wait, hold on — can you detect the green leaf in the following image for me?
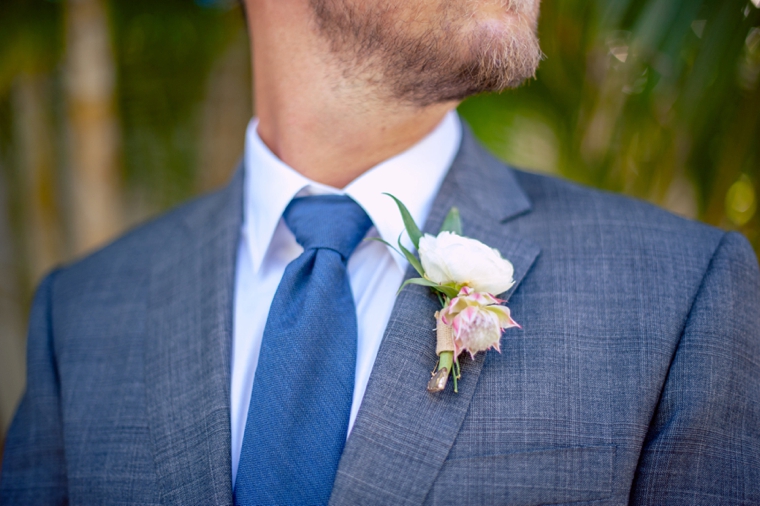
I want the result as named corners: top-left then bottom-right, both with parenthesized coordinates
top-left (397, 277), bottom-right (439, 294)
top-left (397, 235), bottom-right (424, 277)
top-left (397, 277), bottom-right (459, 298)
top-left (440, 207), bottom-right (462, 235)
top-left (384, 193), bottom-right (423, 249)
top-left (364, 236), bottom-right (402, 257)
top-left (434, 284), bottom-right (460, 299)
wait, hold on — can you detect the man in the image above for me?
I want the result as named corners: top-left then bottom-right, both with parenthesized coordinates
top-left (2, 0), bottom-right (759, 504)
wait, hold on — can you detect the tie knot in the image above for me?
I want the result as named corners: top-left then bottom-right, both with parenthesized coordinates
top-left (283, 195), bottom-right (373, 259)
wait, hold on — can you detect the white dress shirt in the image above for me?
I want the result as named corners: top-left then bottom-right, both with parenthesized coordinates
top-left (230, 111), bottom-right (462, 485)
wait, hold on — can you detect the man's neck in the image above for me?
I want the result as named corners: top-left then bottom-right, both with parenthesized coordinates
top-left (246, 0), bottom-right (458, 189)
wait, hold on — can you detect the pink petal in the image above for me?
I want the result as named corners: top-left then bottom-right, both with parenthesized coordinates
top-left (440, 306), bottom-right (453, 325)
top-left (487, 305), bottom-right (520, 330)
top-left (460, 306), bottom-right (479, 323)
top-left (451, 315), bottom-right (462, 335)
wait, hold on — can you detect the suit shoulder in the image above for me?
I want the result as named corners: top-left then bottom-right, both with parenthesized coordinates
top-left (512, 168), bottom-right (727, 254)
top-left (51, 184), bottom-right (232, 298)
top-left (720, 231), bottom-right (760, 268)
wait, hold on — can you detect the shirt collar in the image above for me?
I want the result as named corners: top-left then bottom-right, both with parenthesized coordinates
top-left (243, 110), bottom-right (462, 274)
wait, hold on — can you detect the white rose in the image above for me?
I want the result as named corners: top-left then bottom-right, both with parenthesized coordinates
top-left (418, 231), bottom-right (515, 295)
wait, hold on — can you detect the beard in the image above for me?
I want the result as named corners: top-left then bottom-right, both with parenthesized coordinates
top-left (309, 0), bottom-right (543, 106)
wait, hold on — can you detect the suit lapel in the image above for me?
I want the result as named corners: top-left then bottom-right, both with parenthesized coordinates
top-left (144, 167), bottom-right (243, 505)
top-left (330, 128), bottom-right (541, 506)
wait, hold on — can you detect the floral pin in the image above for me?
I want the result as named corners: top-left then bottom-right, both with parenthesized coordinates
top-left (378, 195), bottom-right (520, 393)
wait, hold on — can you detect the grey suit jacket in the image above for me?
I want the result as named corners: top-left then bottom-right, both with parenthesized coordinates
top-left (2, 129), bottom-right (759, 505)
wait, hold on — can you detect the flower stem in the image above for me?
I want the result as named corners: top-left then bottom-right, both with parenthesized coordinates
top-left (427, 351), bottom-right (454, 393)
top-left (438, 351), bottom-right (453, 375)
top-left (452, 356), bottom-right (459, 393)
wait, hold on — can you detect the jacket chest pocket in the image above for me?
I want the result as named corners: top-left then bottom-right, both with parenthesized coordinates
top-left (425, 445), bottom-right (615, 505)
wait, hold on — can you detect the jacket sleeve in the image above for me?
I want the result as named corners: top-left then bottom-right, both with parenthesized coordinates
top-left (0, 270), bottom-right (68, 505)
top-left (630, 232), bottom-right (760, 504)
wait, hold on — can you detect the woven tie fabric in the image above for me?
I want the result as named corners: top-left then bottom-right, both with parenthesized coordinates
top-left (234, 195), bottom-right (373, 506)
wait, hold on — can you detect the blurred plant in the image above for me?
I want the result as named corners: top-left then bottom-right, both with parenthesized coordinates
top-left (0, 0), bottom-right (247, 269)
top-left (0, 0), bottom-right (64, 296)
top-left (110, 0), bottom-right (247, 209)
top-left (460, 0), bottom-right (760, 250)
top-left (0, 0), bottom-right (249, 435)
top-left (0, 0), bottom-right (65, 436)
top-left (0, 0), bottom-right (62, 94)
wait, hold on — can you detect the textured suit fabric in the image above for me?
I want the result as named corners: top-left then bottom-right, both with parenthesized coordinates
top-left (2, 128), bottom-right (759, 505)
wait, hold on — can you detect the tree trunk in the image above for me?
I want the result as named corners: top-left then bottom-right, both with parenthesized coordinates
top-left (64, 0), bottom-right (121, 255)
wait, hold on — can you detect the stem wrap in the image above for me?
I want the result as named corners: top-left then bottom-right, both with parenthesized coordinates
top-left (435, 311), bottom-right (455, 355)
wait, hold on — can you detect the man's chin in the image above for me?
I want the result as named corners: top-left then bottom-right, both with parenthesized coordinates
top-left (465, 27), bottom-right (541, 88)
top-left (310, 0), bottom-right (542, 106)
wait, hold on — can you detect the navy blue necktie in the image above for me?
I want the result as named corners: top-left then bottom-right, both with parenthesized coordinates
top-left (234, 195), bottom-right (373, 506)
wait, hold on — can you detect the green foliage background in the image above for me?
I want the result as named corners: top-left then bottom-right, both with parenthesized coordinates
top-left (110, 0), bottom-right (243, 206)
top-left (462, 0), bottom-right (760, 246)
top-left (2, 0), bottom-right (758, 249)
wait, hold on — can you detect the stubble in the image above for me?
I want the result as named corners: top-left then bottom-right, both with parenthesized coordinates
top-left (309, 0), bottom-right (543, 106)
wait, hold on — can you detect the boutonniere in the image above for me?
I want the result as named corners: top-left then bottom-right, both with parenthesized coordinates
top-left (379, 195), bottom-right (520, 393)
